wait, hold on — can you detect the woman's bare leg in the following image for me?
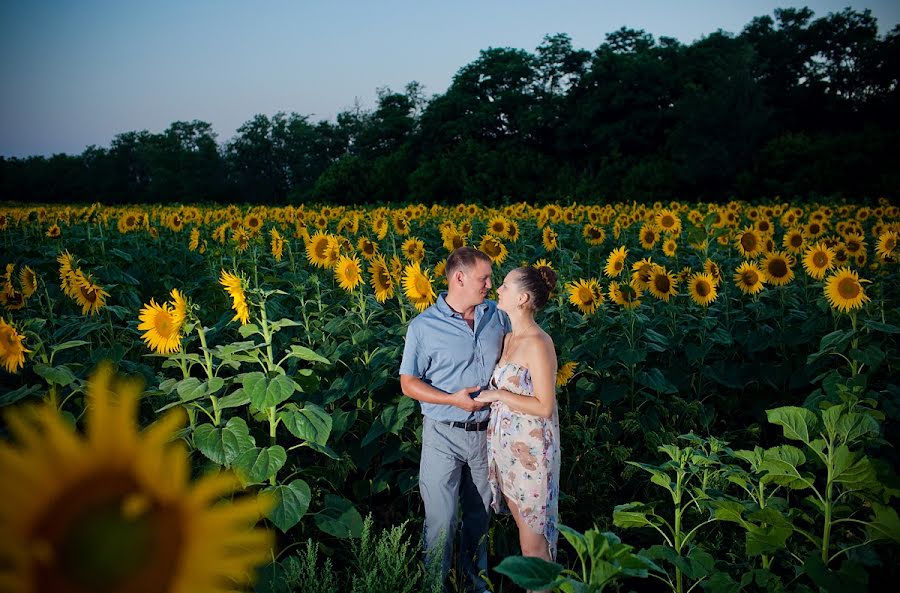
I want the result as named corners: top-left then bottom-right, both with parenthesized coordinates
top-left (505, 495), bottom-right (551, 593)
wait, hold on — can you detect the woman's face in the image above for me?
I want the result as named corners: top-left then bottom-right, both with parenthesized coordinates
top-left (496, 270), bottom-right (524, 313)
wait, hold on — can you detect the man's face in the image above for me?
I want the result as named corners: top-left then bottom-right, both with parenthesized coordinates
top-left (461, 259), bottom-right (493, 305)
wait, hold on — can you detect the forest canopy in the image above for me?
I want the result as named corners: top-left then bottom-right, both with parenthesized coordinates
top-left (2, 6), bottom-right (898, 204)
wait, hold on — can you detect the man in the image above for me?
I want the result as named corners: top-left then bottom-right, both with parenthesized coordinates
top-left (400, 246), bottom-right (509, 593)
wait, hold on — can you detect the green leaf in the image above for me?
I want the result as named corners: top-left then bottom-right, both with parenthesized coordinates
top-left (557, 524), bottom-right (588, 559)
top-left (709, 500), bottom-right (746, 525)
top-left (759, 446), bottom-right (812, 490)
top-left (217, 388), bottom-right (250, 409)
top-left (245, 373), bottom-right (295, 410)
top-left (264, 479), bottom-right (311, 533)
top-left (233, 445), bottom-right (286, 484)
top-left (745, 523), bottom-right (792, 556)
top-left (269, 318), bottom-right (302, 332)
top-left (636, 368), bottom-right (678, 394)
top-left (766, 407), bottom-right (818, 444)
top-left (285, 344), bottom-right (330, 365)
top-left (831, 445), bottom-right (876, 488)
top-left (360, 398), bottom-right (415, 447)
top-left (628, 462), bottom-right (675, 497)
top-left (703, 571), bottom-right (743, 593)
top-left (278, 403), bottom-right (332, 445)
top-left (238, 323), bottom-right (261, 338)
top-left (862, 320), bottom-right (900, 334)
top-left (835, 412), bottom-right (881, 445)
top-left (850, 346), bottom-right (885, 369)
top-left (493, 556), bottom-right (564, 590)
top-left (176, 377), bottom-right (225, 403)
top-left (818, 329), bottom-right (854, 353)
top-left (192, 417), bottom-right (255, 467)
top-left (867, 503), bottom-right (900, 543)
top-left (33, 363), bottom-right (77, 387)
top-left (49, 340), bottom-right (91, 355)
top-left (0, 384), bottom-right (42, 407)
top-left (314, 494), bottom-right (363, 538)
top-left (613, 502), bottom-right (658, 529)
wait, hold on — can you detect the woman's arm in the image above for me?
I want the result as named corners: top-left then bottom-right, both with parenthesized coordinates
top-left (475, 334), bottom-right (557, 418)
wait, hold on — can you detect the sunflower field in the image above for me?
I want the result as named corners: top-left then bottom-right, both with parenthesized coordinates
top-left (1, 199), bottom-right (899, 593)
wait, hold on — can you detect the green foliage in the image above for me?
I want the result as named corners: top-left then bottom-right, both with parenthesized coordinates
top-left (495, 526), bottom-right (660, 592)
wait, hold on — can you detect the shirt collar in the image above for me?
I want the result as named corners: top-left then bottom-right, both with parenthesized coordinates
top-left (436, 292), bottom-right (489, 318)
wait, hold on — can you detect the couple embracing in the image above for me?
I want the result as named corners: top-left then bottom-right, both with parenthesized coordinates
top-left (400, 246), bottom-right (561, 593)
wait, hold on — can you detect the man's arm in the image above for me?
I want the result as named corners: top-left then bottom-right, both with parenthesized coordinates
top-left (400, 374), bottom-right (487, 412)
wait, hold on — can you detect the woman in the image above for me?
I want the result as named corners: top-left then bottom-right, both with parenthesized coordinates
top-left (474, 265), bottom-right (560, 572)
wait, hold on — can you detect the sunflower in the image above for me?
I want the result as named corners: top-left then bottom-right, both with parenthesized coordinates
top-left (370, 216), bottom-right (389, 240)
top-left (487, 216), bottom-right (510, 238)
top-left (369, 256), bottom-right (395, 303)
top-left (244, 212), bottom-right (264, 236)
top-left (802, 242), bottom-right (836, 280)
top-left (639, 223), bottom-right (659, 249)
top-left (662, 239), bottom-right (677, 257)
top-left (733, 261), bottom-right (766, 295)
top-left (269, 228), bottom-right (284, 262)
top-left (875, 230), bottom-right (897, 262)
top-left (648, 267), bottom-right (678, 302)
top-left (392, 213), bottom-right (410, 236)
top-left (0, 362), bottom-right (273, 593)
top-left (782, 228), bottom-right (805, 253)
top-left (357, 236), bottom-right (379, 260)
top-left (0, 318), bottom-right (30, 373)
top-left (443, 231), bottom-right (466, 253)
top-left (478, 234), bottom-right (508, 264)
top-left (735, 226), bottom-right (763, 258)
top-left (137, 299), bottom-right (184, 354)
top-left (542, 226), bottom-right (558, 252)
top-left (638, 249), bottom-right (663, 277)
top-left (305, 231), bottom-right (333, 268)
top-left (761, 250), bottom-right (795, 286)
top-left (703, 258), bottom-right (722, 286)
top-left (16, 265), bottom-right (37, 299)
top-left (608, 280), bottom-right (643, 310)
top-left (72, 272), bottom-right (109, 316)
top-left (334, 255), bottom-right (363, 292)
top-left (219, 270), bottom-right (250, 325)
top-left (402, 262), bottom-right (436, 313)
top-left (532, 258), bottom-right (554, 271)
top-left (824, 267), bottom-right (871, 313)
top-left (46, 224), bottom-right (61, 238)
top-left (506, 220), bottom-right (520, 242)
top-left (556, 361), bottom-right (577, 387)
top-left (655, 209), bottom-right (681, 234)
top-left (604, 246), bottom-right (628, 278)
top-left (401, 237), bottom-right (425, 263)
top-left (582, 224), bottom-right (606, 246)
top-left (189, 228), bottom-right (201, 251)
top-left (231, 227), bottom-right (250, 253)
top-left (688, 273), bottom-right (718, 307)
top-left (566, 278), bottom-right (604, 315)
top-left (842, 232), bottom-right (866, 255)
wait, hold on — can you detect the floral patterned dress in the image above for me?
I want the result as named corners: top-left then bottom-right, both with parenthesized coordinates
top-left (486, 362), bottom-right (560, 559)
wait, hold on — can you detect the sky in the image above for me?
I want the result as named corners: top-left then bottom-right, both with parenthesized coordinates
top-left (1, 0), bottom-right (898, 158)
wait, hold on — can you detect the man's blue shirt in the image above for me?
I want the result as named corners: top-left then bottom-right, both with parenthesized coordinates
top-left (400, 292), bottom-right (510, 422)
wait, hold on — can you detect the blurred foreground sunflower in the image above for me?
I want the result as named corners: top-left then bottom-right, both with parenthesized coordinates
top-left (0, 362), bottom-right (273, 593)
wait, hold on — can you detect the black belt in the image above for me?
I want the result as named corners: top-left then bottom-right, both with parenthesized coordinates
top-left (441, 419), bottom-right (489, 431)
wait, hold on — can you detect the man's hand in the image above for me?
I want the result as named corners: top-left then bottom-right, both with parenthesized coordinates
top-left (451, 386), bottom-right (487, 411)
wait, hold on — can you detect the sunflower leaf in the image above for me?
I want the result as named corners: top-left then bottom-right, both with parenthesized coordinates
top-left (493, 556), bottom-right (565, 590)
top-left (233, 445), bottom-right (286, 484)
top-left (265, 478), bottom-right (312, 533)
top-left (766, 406), bottom-right (818, 445)
top-left (314, 494), bottom-right (363, 538)
top-left (285, 344), bottom-right (330, 365)
top-left (193, 417), bottom-right (255, 467)
top-left (278, 403), bottom-right (332, 445)
top-left (33, 363), bottom-right (77, 387)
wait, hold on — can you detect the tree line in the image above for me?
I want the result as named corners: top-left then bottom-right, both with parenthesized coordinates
top-left (2, 6), bottom-right (898, 205)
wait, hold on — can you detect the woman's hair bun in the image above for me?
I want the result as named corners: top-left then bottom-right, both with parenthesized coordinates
top-left (536, 266), bottom-right (557, 292)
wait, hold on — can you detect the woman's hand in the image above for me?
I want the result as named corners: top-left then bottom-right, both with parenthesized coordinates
top-left (474, 389), bottom-right (502, 403)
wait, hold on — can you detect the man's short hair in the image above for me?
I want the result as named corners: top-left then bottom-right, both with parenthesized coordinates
top-left (445, 247), bottom-right (492, 279)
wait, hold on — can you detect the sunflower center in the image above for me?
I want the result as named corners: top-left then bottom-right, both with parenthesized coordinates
top-left (768, 259), bottom-right (788, 277)
top-left (837, 277), bottom-right (860, 299)
top-left (742, 270), bottom-right (758, 285)
top-left (695, 281), bottom-right (710, 297)
top-left (577, 286), bottom-right (595, 304)
top-left (661, 215), bottom-right (674, 228)
top-left (34, 475), bottom-right (182, 593)
top-left (653, 275), bottom-right (670, 293)
top-left (614, 260), bottom-right (623, 271)
top-left (812, 252), bottom-right (828, 267)
top-left (153, 310), bottom-right (174, 338)
top-left (414, 275), bottom-right (431, 297)
top-left (741, 234), bottom-right (757, 251)
top-left (80, 286), bottom-right (98, 303)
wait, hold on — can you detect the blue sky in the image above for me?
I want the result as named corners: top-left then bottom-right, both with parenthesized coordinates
top-left (1, 0), bottom-right (898, 158)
